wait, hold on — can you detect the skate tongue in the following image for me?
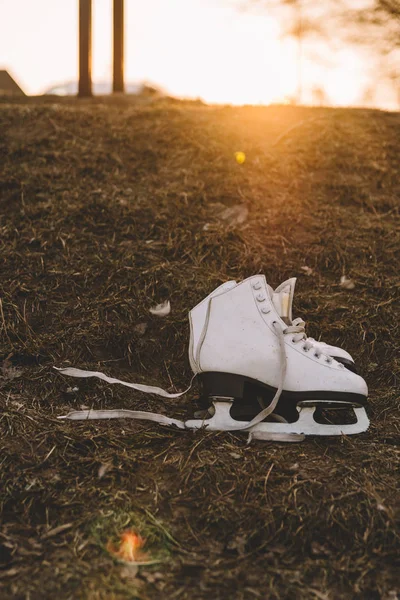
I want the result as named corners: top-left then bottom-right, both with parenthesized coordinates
top-left (272, 278), bottom-right (296, 326)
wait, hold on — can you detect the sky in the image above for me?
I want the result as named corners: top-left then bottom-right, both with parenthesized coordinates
top-left (0, 0), bottom-right (398, 109)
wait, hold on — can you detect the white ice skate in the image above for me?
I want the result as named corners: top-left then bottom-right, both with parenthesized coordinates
top-left (56, 276), bottom-right (369, 442)
top-left (186, 275), bottom-right (368, 441)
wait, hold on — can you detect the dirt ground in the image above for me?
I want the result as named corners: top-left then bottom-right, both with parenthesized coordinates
top-left (0, 95), bottom-right (399, 600)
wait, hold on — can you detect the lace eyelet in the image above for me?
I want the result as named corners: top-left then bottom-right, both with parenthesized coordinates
top-left (303, 346), bottom-right (309, 352)
top-left (292, 338), bottom-right (296, 343)
top-left (314, 353), bottom-right (320, 358)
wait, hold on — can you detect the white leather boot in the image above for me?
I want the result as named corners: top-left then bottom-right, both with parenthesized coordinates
top-left (189, 278), bottom-right (357, 374)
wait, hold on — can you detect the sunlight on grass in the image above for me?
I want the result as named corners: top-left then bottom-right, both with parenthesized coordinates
top-left (89, 508), bottom-right (172, 566)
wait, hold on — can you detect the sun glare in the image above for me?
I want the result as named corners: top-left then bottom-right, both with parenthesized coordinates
top-left (124, 1), bottom-right (391, 108)
top-left (167, 14), bottom-right (294, 106)
top-left (1, 0), bottom-right (398, 109)
top-left (126, 4), bottom-right (299, 106)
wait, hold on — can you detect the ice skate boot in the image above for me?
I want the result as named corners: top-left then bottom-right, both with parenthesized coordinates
top-left (273, 278), bottom-right (357, 373)
top-left (190, 278), bottom-right (357, 374)
top-left (186, 275), bottom-right (369, 440)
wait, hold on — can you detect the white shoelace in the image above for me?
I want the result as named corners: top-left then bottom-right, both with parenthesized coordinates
top-left (56, 320), bottom-right (318, 442)
top-left (290, 318), bottom-right (333, 363)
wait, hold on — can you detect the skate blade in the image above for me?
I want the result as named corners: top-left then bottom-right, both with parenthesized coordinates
top-left (185, 402), bottom-right (370, 437)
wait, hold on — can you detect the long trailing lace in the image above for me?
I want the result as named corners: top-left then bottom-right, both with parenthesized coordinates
top-left (55, 368), bottom-right (194, 429)
top-left (56, 319), bottom-right (320, 441)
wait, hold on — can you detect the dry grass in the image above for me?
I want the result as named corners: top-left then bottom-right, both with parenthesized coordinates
top-left (0, 95), bottom-right (399, 599)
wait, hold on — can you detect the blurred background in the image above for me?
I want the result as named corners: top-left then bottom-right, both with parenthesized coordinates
top-left (0, 0), bottom-right (399, 108)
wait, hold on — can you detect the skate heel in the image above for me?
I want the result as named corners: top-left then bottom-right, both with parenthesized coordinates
top-left (198, 372), bottom-right (249, 400)
top-left (197, 372), bottom-right (281, 422)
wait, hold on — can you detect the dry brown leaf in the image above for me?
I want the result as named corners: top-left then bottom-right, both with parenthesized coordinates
top-left (220, 204), bottom-right (249, 226)
top-left (1, 359), bottom-right (23, 381)
top-left (229, 452), bottom-right (242, 459)
top-left (340, 275), bottom-right (356, 290)
top-left (149, 301), bottom-right (171, 317)
top-left (98, 463), bottom-right (112, 479)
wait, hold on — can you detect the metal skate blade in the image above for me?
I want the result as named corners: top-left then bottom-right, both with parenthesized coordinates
top-left (293, 406), bottom-right (370, 435)
top-left (185, 402), bottom-right (369, 437)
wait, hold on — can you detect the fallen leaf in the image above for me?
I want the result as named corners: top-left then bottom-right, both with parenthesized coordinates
top-left (150, 301), bottom-right (171, 317)
top-left (288, 463), bottom-right (299, 471)
top-left (1, 359), bottom-right (23, 381)
top-left (220, 204), bottom-right (248, 226)
top-left (340, 275), bottom-right (355, 290)
top-left (98, 463), bottom-right (112, 479)
top-left (300, 266), bottom-right (313, 276)
top-left (229, 452), bottom-right (241, 459)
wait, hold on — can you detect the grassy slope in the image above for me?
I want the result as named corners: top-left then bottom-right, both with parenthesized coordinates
top-left (0, 97), bottom-right (399, 600)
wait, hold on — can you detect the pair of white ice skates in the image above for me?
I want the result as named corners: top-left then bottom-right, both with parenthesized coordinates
top-left (57, 275), bottom-right (369, 443)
